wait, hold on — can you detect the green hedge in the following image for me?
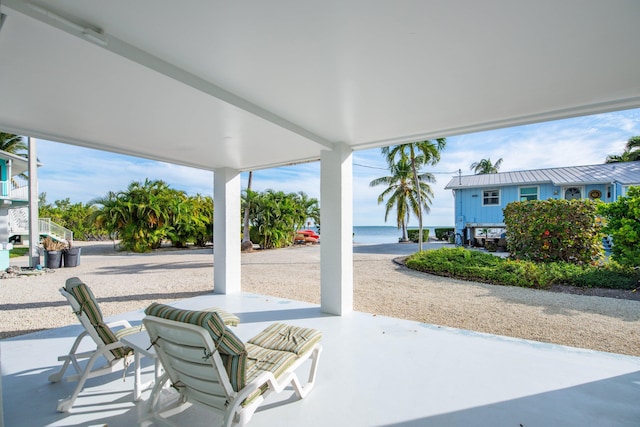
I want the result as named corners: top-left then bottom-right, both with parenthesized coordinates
top-left (434, 227), bottom-right (454, 241)
top-left (598, 186), bottom-right (640, 267)
top-left (405, 247), bottom-right (638, 289)
top-left (407, 229), bottom-right (429, 243)
top-left (503, 199), bottom-right (603, 265)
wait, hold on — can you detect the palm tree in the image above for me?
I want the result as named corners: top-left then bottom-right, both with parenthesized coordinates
top-left (90, 179), bottom-right (179, 252)
top-left (0, 132), bottom-right (30, 182)
top-left (381, 139), bottom-right (446, 250)
top-left (0, 133), bottom-right (28, 156)
top-left (296, 191), bottom-right (320, 230)
top-left (605, 136), bottom-right (640, 163)
top-left (370, 157), bottom-right (436, 242)
top-left (470, 158), bottom-right (503, 174)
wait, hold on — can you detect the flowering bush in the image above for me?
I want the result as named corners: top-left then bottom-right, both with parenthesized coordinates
top-left (503, 199), bottom-right (603, 265)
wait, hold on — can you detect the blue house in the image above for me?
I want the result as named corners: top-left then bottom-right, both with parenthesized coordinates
top-left (444, 162), bottom-right (640, 245)
top-left (0, 150), bottom-right (31, 269)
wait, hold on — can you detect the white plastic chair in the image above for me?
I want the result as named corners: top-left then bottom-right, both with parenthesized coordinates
top-left (140, 303), bottom-right (322, 427)
top-left (48, 277), bottom-right (142, 412)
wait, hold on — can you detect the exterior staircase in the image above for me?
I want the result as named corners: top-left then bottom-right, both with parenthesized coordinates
top-left (8, 207), bottom-right (73, 244)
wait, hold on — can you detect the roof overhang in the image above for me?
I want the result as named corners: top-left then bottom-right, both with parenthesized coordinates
top-left (1, 0), bottom-right (639, 171)
top-left (0, 149), bottom-right (36, 175)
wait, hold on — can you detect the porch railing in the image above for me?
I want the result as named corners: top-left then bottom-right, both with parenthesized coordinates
top-left (38, 218), bottom-right (73, 242)
top-left (0, 176), bottom-right (29, 201)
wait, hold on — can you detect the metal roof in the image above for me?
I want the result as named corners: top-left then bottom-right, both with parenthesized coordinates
top-left (445, 162), bottom-right (640, 189)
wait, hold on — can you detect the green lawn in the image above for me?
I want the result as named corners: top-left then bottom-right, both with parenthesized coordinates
top-left (9, 247), bottom-right (29, 258)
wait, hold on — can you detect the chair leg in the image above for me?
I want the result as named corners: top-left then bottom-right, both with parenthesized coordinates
top-left (291, 345), bottom-right (322, 399)
top-left (48, 356), bottom-right (73, 383)
top-left (48, 331), bottom-right (89, 383)
top-left (141, 372), bottom-right (170, 418)
top-left (56, 350), bottom-right (115, 412)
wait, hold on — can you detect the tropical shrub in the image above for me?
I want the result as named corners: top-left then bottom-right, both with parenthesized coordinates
top-left (406, 247), bottom-right (547, 288)
top-left (39, 193), bottom-right (107, 240)
top-left (91, 180), bottom-right (213, 252)
top-left (434, 227), bottom-right (454, 241)
top-left (245, 189), bottom-right (319, 249)
top-left (91, 180), bottom-right (172, 252)
top-left (405, 247), bottom-right (638, 290)
top-left (503, 199), bottom-right (603, 265)
top-left (598, 186), bottom-right (640, 267)
top-left (166, 194), bottom-right (213, 248)
top-left (407, 229), bottom-right (429, 243)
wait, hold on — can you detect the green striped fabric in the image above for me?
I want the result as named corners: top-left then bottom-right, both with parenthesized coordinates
top-left (65, 278), bottom-right (132, 359)
top-left (145, 302), bottom-right (248, 391)
top-left (202, 307), bottom-right (240, 327)
top-left (243, 343), bottom-right (297, 406)
top-left (247, 322), bottom-right (322, 356)
top-left (242, 323), bottom-right (322, 406)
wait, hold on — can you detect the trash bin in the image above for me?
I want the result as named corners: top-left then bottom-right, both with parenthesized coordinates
top-left (63, 247), bottom-right (81, 267)
top-left (44, 250), bottom-right (63, 269)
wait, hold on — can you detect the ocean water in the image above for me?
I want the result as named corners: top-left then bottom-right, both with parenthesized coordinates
top-left (351, 226), bottom-right (451, 245)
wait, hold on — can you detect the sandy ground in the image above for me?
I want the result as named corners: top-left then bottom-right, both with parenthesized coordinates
top-left (1, 240), bottom-right (639, 357)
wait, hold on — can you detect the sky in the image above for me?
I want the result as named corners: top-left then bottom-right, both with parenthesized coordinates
top-left (33, 108), bottom-right (640, 227)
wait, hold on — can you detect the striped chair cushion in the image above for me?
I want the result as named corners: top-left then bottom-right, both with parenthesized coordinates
top-left (65, 278), bottom-right (131, 359)
top-left (242, 323), bottom-right (322, 406)
top-left (243, 343), bottom-right (297, 406)
top-left (202, 307), bottom-right (240, 327)
top-left (247, 323), bottom-right (322, 356)
top-left (145, 303), bottom-right (247, 391)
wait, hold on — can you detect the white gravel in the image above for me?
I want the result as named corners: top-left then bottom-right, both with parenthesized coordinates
top-left (2, 241), bottom-right (639, 357)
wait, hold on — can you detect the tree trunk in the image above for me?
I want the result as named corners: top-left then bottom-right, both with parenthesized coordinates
top-left (410, 159), bottom-right (424, 251)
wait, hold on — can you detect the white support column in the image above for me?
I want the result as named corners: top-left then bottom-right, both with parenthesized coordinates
top-left (28, 137), bottom-right (39, 268)
top-left (320, 143), bottom-right (353, 315)
top-left (213, 168), bottom-right (241, 294)
top-left (0, 208), bottom-right (9, 244)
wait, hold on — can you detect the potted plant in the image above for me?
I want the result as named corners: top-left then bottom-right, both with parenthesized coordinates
top-left (41, 237), bottom-right (66, 269)
top-left (63, 241), bottom-right (81, 267)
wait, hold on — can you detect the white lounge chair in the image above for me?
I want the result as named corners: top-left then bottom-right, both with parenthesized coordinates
top-left (141, 303), bottom-right (323, 427)
top-left (48, 277), bottom-right (142, 412)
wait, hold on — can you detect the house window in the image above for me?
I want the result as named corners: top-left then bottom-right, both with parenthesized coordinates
top-left (564, 187), bottom-right (582, 200)
top-left (482, 189), bottom-right (500, 206)
top-left (519, 186), bottom-right (538, 201)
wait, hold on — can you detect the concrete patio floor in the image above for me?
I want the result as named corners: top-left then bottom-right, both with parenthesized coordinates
top-left (2, 292), bottom-right (639, 426)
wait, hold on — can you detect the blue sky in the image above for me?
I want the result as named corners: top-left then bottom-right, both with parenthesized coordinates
top-left (35, 108), bottom-right (640, 227)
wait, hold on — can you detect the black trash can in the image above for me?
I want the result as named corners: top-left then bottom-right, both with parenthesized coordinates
top-left (44, 250), bottom-right (63, 269)
top-left (63, 247), bottom-right (81, 267)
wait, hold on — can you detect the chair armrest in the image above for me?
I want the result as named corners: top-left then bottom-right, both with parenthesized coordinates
top-left (229, 371), bottom-right (279, 410)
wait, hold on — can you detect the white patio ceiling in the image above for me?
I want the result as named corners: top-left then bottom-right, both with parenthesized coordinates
top-left (1, 0), bottom-right (639, 172)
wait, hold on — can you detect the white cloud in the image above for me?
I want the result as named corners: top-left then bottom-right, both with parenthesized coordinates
top-left (36, 140), bottom-right (213, 204)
